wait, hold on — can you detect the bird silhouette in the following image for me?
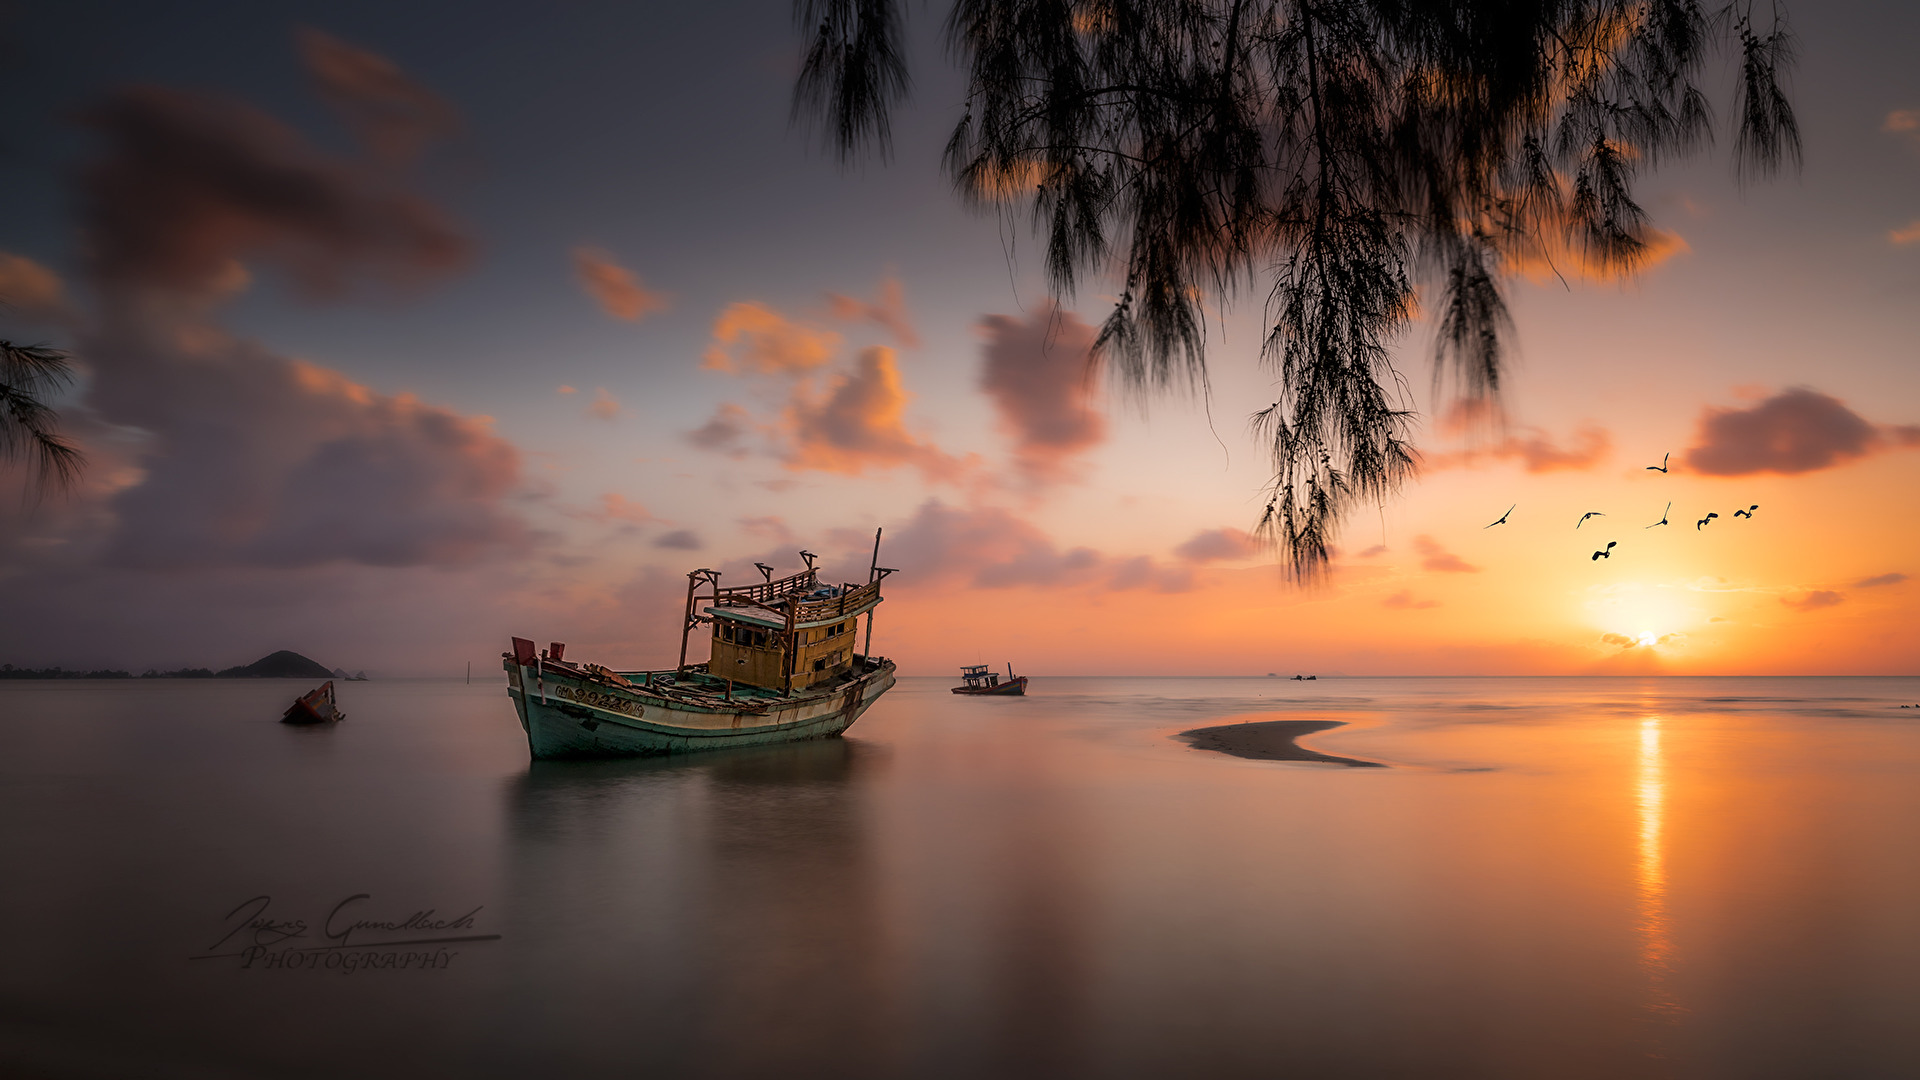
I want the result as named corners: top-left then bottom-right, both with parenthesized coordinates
top-left (1733, 504), bottom-right (1759, 519)
top-left (1646, 502), bottom-right (1672, 528)
top-left (1592, 541), bottom-right (1618, 561)
top-left (1696, 512), bottom-right (1719, 530)
top-left (1485, 504), bottom-right (1516, 528)
top-left (1577, 511), bottom-right (1605, 528)
top-left (1647, 452), bottom-right (1670, 474)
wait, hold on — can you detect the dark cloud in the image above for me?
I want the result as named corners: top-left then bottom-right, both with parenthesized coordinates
top-left (1684, 387), bottom-right (1917, 476)
top-left (1414, 535), bottom-right (1479, 574)
top-left (653, 529), bottom-right (703, 551)
top-left (686, 403), bottom-right (753, 456)
top-left (977, 304), bottom-right (1106, 485)
top-left (1781, 590), bottom-right (1844, 612)
top-left (1854, 572), bottom-right (1908, 588)
top-left (1174, 527), bottom-right (1258, 563)
top-left (76, 86), bottom-right (470, 297)
top-left (297, 28), bottom-right (461, 165)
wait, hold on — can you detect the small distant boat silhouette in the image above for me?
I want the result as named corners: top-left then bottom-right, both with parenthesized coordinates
top-left (952, 663), bottom-right (1028, 696)
top-left (282, 681), bottom-right (345, 724)
top-left (1291, 674), bottom-right (1317, 680)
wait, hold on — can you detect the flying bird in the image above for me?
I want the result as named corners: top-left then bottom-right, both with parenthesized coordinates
top-left (1647, 453), bottom-right (1670, 474)
top-left (1485, 505), bottom-right (1516, 528)
top-left (1592, 542), bottom-right (1618, 561)
top-left (1697, 512), bottom-right (1719, 530)
top-left (1577, 512), bottom-right (1605, 528)
top-left (1646, 502), bottom-right (1672, 529)
top-left (1733, 504), bottom-right (1759, 519)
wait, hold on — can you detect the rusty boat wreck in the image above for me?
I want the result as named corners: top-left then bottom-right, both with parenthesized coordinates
top-left (503, 542), bottom-right (897, 760)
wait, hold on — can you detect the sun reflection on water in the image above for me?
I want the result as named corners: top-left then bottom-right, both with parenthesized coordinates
top-left (1636, 715), bottom-right (1684, 1021)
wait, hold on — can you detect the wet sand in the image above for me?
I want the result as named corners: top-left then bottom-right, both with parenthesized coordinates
top-left (1178, 719), bottom-right (1384, 767)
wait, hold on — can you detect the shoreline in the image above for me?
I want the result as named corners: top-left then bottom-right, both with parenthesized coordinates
top-left (1178, 719), bottom-right (1383, 767)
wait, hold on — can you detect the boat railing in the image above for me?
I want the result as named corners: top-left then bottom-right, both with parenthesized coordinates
top-left (793, 578), bottom-right (882, 623)
top-left (712, 568), bottom-right (819, 605)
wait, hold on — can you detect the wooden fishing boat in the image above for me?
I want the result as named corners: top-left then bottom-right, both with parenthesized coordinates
top-left (503, 538), bottom-right (898, 760)
top-left (281, 681), bottom-right (345, 724)
top-left (951, 663), bottom-right (1028, 696)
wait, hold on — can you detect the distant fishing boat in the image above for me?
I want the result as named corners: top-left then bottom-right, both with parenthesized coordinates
top-left (503, 536), bottom-right (898, 760)
top-left (1291, 674), bottom-right (1317, 680)
top-left (282, 681), bottom-right (345, 724)
top-left (951, 663), bottom-right (1028, 696)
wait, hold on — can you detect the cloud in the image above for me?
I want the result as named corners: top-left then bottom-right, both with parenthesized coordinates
top-left (878, 499), bottom-right (1188, 592)
top-left (572, 247), bottom-right (668, 322)
top-left (597, 494), bottom-right (655, 526)
top-left (977, 304), bottom-right (1108, 485)
top-left (585, 387), bottom-right (621, 421)
top-left (1890, 221), bottom-right (1920, 246)
top-left (1175, 527), bottom-right (1258, 563)
top-left (0, 253), bottom-right (66, 314)
top-left (738, 516), bottom-right (791, 543)
top-left (1854, 572), bottom-right (1908, 588)
top-left (686, 402), bottom-right (753, 455)
top-left (40, 81), bottom-right (531, 571)
top-left (1507, 225), bottom-right (1689, 284)
top-left (76, 86), bottom-right (471, 298)
top-left (1683, 387), bottom-right (1919, 476)
top-left (1414, 535), bottom-right (1479, 573)
top-left (1383, 590), bottom-right (1439, 609)
top-left (653, 529), bottom-right (702, 551)
top-left (1423, 400), bottom-right (1612, 473)
top-left (1781, 590), bottom-right (1844, 613)
top-left (825, 274), bottom-right (919, 347)
top-left (1887, 109), bottom-right (1920, 139)
top-left (84, 328), bottom-right (534, 569)
top-left (1358, 544), bottom-right (1388, 558)
top-left (556, 384), bottom-right (577, 395)
top-left (297, 27), bottom-right (460, 165)
top-left (701, 302), bottom-right (840, 375)
top-left (781, 346), bottom-right (970, 482)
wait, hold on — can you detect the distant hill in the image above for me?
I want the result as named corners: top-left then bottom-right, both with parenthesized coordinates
top-left (215, 651), bottom-right (335, 679)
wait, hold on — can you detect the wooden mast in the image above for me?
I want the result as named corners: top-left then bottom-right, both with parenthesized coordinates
top-left (863, 528), bottom-right (881, 664)
top-left (678, 569), bottom-right (718, 673)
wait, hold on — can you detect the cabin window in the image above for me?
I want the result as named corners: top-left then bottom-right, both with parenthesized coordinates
top-left (812, 658), bottom-right (827, 672)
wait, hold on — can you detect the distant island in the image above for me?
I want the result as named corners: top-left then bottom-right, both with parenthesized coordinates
top-left (0, 650), bottom-right (348, 680)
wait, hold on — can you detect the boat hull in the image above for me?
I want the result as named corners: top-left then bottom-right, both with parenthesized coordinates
top-left (951, 676), bottom-right (1028, 696)
top-left (506, 658), bottom-right (896, 760)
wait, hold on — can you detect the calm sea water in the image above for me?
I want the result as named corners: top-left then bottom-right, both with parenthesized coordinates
top-left (2, 674), bottom-right (1918, 1078)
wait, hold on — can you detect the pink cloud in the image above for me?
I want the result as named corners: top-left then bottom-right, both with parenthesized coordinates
top-left (825, 274), bottom-right (919, 347)
top-left (1414, 535), bottom-right (1479, 574)
top-left (977, 304), bottom-right (1108, 485)
top-left (781, 346), bottom-right (972, 483)
top-left (876, 499), bottom-right (1189, 592)
top-left (1423, 400), bottom-right (1612, 473)
top-left (701, 302), bottom-right (839, 375)
top-left (1383, 590), bottom-right (1439, 609)
top-left (1781, 590), bottom-right (1844, 612)
top-left (0, 252), bottom-right (66, 314)
top-left (573, 247), bottom-right (668, 322)
top-left (1175, 527), bottom-right (1259, 563)
top-left (1854, 572), bottom-right (1907, 588)
top-left (585, 387), bottom-right (621, 421)
top-left (297, 27), bottom-right (460, 165)
top-left (1684, 387), bottom-right (1918, 476)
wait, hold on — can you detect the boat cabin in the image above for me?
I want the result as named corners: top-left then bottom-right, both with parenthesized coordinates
top-left (958, 664), bottom-right (1003, 689)
top-left (683, 555), bottom-right (888, 694)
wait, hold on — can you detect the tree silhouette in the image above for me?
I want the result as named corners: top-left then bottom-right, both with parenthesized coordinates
top-left (0, 339), bottom-right (85, 499)
top-left (792, 0), bottom-right (1799, 578)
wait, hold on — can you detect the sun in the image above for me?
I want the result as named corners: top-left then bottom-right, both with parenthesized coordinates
top-left (1635, 631), bottom-right (1659, 649)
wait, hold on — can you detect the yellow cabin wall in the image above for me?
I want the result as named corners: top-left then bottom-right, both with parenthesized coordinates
top-left (709, 615), bottom-right (862, 691)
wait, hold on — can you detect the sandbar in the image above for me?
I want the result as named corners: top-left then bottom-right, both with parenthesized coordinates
top-left (1178, 719), bottom-right (1383, 767)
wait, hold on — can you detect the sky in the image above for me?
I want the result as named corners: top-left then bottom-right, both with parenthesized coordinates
top-left (0, 0), bottom-right (1916, 677)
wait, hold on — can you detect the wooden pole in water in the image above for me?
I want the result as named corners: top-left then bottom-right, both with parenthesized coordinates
top-left (466, 661), bottom-right (471, 685)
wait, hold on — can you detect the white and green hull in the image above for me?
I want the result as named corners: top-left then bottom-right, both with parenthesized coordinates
top-left (505, 657), bottom-right (895, 760)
